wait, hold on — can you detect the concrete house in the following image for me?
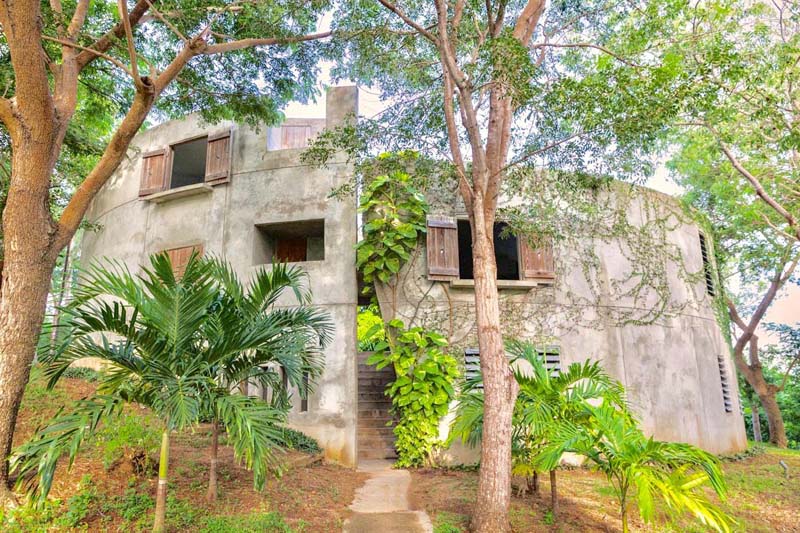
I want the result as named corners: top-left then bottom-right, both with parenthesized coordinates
top-left (80, 86), bottom-right (747, 468)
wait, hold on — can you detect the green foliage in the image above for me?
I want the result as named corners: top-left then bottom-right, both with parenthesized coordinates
top-left (11, 253), bottom-right (332, 508)
top-left (281, 427), bottom-right (322, 454)
top-left (102, 487), bottom-right (155, 523)
top-left (367, 320), bottom-right (459, 467)
top-left (57, 476), bottom-right (98, 528)
top-left (357, 305), bottom-right (386, 351)
top-left (549, 405), bottom-right (733, 533)
top-left (91, 411), bottom-right (160, 470)
top-left (356, 157), bottom-right (428, 287)
top-left (200, 511), bottom-right (297, 533)
top-left (61, 366), bottom-right (100, 382)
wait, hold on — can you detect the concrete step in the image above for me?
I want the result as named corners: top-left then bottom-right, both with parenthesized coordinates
top-left (358, 400), bottom-right (393, 410)
top-left (358, 391), bottom-right (389, 401)
top-left (358, 416), bottom-right (394, 428)
top-left (358, 447), bottom-right (398, 460)
top-left (358, 427), bottom-right (395, 438)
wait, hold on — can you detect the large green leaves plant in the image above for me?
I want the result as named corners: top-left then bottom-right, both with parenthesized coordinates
top-left (367, 319), bottom-right (459, 467)
top-left (11, 253), bottom-right (331, 530)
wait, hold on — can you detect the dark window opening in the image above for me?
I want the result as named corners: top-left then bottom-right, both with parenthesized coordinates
top-left (699, 232), bottom-right (716, 297)
top-left (465, 346), bottom-right (560, 387)
top-left (169, 137), bottom-right (208, 189)
top-left (457, 220), bottom-right (520, 280)
top-left (253, 219), bottom-right (325, 264)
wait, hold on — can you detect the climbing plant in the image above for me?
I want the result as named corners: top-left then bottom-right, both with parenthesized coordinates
top-left (355, 155), bottom-right (428, 287)
top-left (366, 319), bottom-right (459, 467)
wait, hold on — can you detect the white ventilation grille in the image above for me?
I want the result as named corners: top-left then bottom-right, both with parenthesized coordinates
top-left (464, 346), bottom-right (561, 386)
top-left (717, 354), bottom-right (733, 413)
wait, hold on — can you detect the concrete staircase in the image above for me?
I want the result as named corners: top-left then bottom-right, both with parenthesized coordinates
top-left (357, 352), bottom-right (397, 461)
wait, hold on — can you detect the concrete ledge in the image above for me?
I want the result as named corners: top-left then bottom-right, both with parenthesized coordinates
top-left (142, 183), bottom-right (213, 203)
top-left (449, 278), bottom-right (554, 290)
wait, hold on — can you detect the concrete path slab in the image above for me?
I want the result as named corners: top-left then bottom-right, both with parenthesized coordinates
top-left (343, 460), bottom-right (433, 533)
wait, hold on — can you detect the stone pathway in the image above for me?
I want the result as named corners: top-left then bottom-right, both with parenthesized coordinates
top-left (343, 460), bottom-right (433, 533)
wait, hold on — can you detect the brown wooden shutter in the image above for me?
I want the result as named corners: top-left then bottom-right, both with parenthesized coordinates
top-left (519, 237), bottom-right (555, 280)
top-left (139, 149), bottom-right (169, 196)
top-left (426, 216), bottom-right (459, 280)
top-left (205, 130), bottom-right (232, 183)
top-left (281, 125), bottom-right (312, 149)
top-left (165, 244), bottom-right (203, 278)
top-left (275, 237), bottom-right (307, 262)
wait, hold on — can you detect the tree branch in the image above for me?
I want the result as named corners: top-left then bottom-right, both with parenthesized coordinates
top-left (779, 354), bottom-right (800, 391)
top-left (41, 35), bottom-right (135, 78)
top-left (202, 31), bottom-right (332, 55)
top-left (66, 0), bottom-right (90, 39)
top-left (117, 0), bottom-right (141, 86)
top-left (376, 0), bottom-right (438, 43)
top-left (532, 42), bottom-right (642, 68)
top-left (75, 0), bottom-right (150, 71)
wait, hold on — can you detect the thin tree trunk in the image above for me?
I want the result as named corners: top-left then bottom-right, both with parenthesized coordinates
top-left (529, 471), bottom-right (539, 494)
top-left (621, 505), bottom-right (629, 533)
top-left (154, 428), bottom-right (170, 533)
top-left (49, 241), bottom-right (72, 355)
top-left (471, 214), bottom-right (518, 533)
top-left (206, 421), bottom-right (219, 502)
top-left (751, 398), bottom-right (762, 442)
top-left (759, 391), bottom-right (788, 447)
top-left (549, 469), bottom-right (558, 517)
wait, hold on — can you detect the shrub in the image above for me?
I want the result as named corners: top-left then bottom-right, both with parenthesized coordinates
top-left (200, 512), bottom-right (296, 533)
top-left (282, 427), bottom-right (322, 454)
top-left (61, 366), bottom-right (100, 382)
top-left (92, 411), bottom-right (160, 471)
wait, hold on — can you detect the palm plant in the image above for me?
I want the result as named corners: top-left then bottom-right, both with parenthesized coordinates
top-left (451, 339), bottom-right (626, 517)
top-left (199, 258), bottom-right (332, 501)
top-left (11, 253), bottom-right (331, 531)
top-left (543, 404), bottom-right (732, 533)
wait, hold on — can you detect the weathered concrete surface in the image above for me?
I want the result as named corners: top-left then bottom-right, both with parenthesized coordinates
top-left (343, 460), bottom-right (433, 533)
top-left (81, 86), bottom-right (361, 467)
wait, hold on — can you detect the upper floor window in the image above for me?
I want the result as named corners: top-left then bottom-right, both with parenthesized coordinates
top-left (139, 130), bottom-right (231, 197)
top-left (253, 219), bottom-right (325, 265)
top-left (426, 215), bottom-right (554, 283)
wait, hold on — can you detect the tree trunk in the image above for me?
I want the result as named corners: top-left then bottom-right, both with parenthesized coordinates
top-left (528, 471), bottom-right (539, 494)
top-left (751, 398), bottom-right (762, 443)
top-left (0, 151), bottom-right (61, 504)
top-left (549, 469), bottom-right (558, 517)
top-left (759, 391), bottom-right (788, 448)
top-left (471, 213), bottom-right (518, 533)
top-left (206, 421), bottom-right (219, 502)
top-left (154, 428), bottom-right (170, 532)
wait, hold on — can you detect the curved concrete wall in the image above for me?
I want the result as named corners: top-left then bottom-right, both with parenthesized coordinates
top-left (81, 87), bottom-right (360, 466)
top-left (376, 183), bottom-right (747, 456)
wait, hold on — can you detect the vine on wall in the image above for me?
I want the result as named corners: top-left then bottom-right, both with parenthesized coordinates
top-left (366, 319), bottom-right (459, 467)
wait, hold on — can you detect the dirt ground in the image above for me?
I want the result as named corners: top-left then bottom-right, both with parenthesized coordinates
top-left (9, 375), bottom-right (368, 532)
top-left (410, 449), bottom-right (800, 533)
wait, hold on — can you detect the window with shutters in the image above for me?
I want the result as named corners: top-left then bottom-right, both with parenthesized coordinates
top-left (426, 215), bottom-right (555, 283)
top-left (253, 219), bottom-right (325, 265)
top-left (162, 244), bottom-right (203, 278)
top-left (139, 129), bottom-right (231, 197)
top-left (698, 232), bottom-right (716, 297)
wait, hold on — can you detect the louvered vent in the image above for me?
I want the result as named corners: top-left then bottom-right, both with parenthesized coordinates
top-left (717, 354), bottom-right (733, 413)
top-left (699, 233), bottom-right (716, 297)
top-left (464, 346), bottom-right (561, 388)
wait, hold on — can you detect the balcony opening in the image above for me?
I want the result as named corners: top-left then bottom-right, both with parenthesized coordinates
top-left (253, 219), bottom-right (325, 264)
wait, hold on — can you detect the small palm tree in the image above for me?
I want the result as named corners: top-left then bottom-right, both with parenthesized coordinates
top-left (543, 404), bottom-right (732, 533)
top-left (199, 258), bottom-right (331, 501)
top-left (11, 253), bottom-right (331, 532)
top-left (451, 340), bottom-right (625, 517)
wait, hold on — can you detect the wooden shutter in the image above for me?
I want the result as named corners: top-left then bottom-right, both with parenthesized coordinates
top-left (275, 237), bottom-right (307, 262)
top-left (426, 216), bottom-right (459, 280)
top-left (205, 130), bottom-right (232, 183)
top-left (519, 237), bottom-right (555, 280)
top-left (165, 244), bottom-right (203, 278)
top-left (139, 149), bottom-right (169, 196)
top-left (281, 125), bottom-right (312, 149)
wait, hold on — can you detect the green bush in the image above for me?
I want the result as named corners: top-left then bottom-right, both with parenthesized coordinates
top-left (92, 411), bottom-right (160, 471)
top-left (200, 512), bottom-right (297, 533)
top-left (55, 475), bottom-right (97, 527)
top-left (282, 427), bottom-right (322, 454)
top-left (367, 320), bottom-right (459, 467)
top-left (61, 366), bottom-right (100, 382)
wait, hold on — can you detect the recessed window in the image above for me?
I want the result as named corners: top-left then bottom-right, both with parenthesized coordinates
top-left (717, 354), bottom-right (733, 413)
top-left (457, 220), bottom-right (520, 280)
top-left (169, 137), bottom-right (208, 189)
top-left (465, 346), bottom-right (561, 386)
top-left (253, 219), bottom-right (325, 264)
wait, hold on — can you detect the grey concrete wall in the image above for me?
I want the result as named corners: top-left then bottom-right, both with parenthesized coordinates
top-left (81, 87), bottom-right (360, 466)
top-left (375, 183), bottom-right (747, 457)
